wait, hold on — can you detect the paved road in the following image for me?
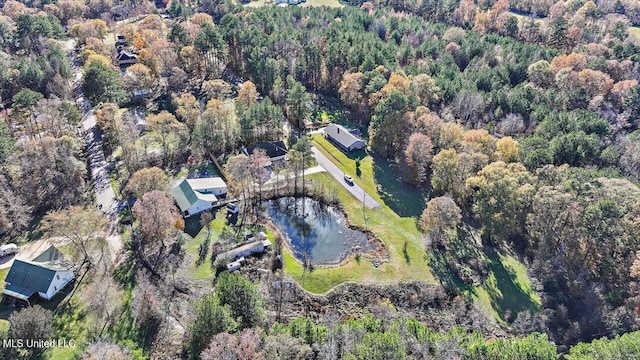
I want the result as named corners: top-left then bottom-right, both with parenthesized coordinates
top-left (311, 147), bottom-right (381, 209)
top-left (68, 39), bottom-right (124, 263)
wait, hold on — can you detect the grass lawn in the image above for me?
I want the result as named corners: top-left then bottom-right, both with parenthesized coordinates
top-left (473, 250), bottom-right (542, 324)
top-left (507, 11), bottom-right (545, 25)
top-left (181, 210), bottom-right (227, 280)
top-left (291, 134), bottom-right (541, 323)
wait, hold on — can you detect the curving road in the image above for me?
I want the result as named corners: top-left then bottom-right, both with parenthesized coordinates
top-left (311, 147), bottom-right (380, 209)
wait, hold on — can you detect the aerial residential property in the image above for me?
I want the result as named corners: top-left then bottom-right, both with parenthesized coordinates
top-left (1, 0), bottom-right (640, 358)
top-left (2, 246), bottom-right (75, 306)
top-left (242, 140), bottom-right (289, 162)
top-left (323, 123), bottom-right (366, 152)
top-left (171, 177), bottom-right (228, 217)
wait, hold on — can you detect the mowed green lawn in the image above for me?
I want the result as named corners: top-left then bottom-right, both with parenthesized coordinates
top-left (181, 210), bottom-right (227, 280)
top-left (289, 134), bottom-right (541, 323)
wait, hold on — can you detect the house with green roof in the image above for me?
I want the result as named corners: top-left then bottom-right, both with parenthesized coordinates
top-left (2, 247), bottom-right (75, 305)
top-left (171, 177), bottom-right (227, 217)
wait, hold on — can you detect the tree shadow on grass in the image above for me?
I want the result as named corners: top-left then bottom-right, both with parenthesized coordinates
top-left (426, 247), bottom-right (474, 296)
top-left (372, 157), bottom-right (427, 218)
top-left (183, 214), bottom-right (203, 238)
top-left (482, 248), bottom-right (541, 323)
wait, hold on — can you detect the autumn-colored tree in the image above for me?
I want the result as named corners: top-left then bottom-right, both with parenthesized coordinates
top-left (404, 133), bottom-right (433, 186)
top-left (410, 73), bottom-right (441, 107)
top-left (237, 81), bottom-right (259, 108)
top-left (462, 129), bottom-right (496, 156)
top-left (466, 161), bottom-right (535, 243)
top-left (420, 196), bottom-right (462, 247)
top-left (95, 103), bottom-right (119, 154)
top-left (578, 69), bottom-right (614, 98)
top-left (147, 111), bottom-right (188, 166)
top-left (494, 137), bottom-right (519, 163)
top-left (131, 191), bottom-right (180, 271)
top-left (527, 60), bottom-right (554, 88)
top-left (201, 329), bottom-right (263, 360)
top-left (41, 206), bottom-right (108, 270)
top-left (123, 63), bottom-right (155, 93)
top-left (125, 167), bottom-right (169, 199)
top-left (437, 122), bottom-right (465, 151)
top-left (174, 92), bottom-right (200, 130)
top-left (202, 79), bottom-right (232, 100)
top-left (339, 72), bottom-right (366, 115)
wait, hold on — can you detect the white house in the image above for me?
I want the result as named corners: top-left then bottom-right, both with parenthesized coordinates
top-left (171, 177), bottom-right (227, 217)
top-left (324, 124), bottom-right (366, 152)
top-left (2, 246), bottom-right (75, 305)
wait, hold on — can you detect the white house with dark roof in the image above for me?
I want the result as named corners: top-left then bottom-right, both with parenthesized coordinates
top-left (323, 124), bottom-right (366, 152)
top-left (2, 246), bottom-right (75, 305)
top-left (171, 177), bottom-right (227, 217)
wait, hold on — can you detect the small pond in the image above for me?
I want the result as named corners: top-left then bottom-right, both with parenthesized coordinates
top-left (265, 197), bottom-right (377, 265)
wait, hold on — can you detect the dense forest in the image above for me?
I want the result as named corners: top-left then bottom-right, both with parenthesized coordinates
top-left (1, 0), bottom-right (640, 358)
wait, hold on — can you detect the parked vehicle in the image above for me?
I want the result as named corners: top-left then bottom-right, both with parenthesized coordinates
top-left (0, 243), bottom-right (18, 257)
top-left (226, 203), bottom-right (239, 214)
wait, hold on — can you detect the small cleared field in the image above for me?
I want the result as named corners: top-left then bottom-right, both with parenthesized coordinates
top-left (630, 26), bottom-right (640, 39)
top-left (507, 11), bottom-right (545, 25)
top-left (245, 0), bottom-right (343, 8)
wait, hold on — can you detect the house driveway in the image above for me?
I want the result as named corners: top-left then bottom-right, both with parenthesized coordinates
top-left (311, 147), bottom-right (381, 209)
top-left (0, 238), bottom-right (71, 270)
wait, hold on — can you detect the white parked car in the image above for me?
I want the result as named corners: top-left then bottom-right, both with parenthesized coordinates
top-left (0, 243), bottom-right (18, 257)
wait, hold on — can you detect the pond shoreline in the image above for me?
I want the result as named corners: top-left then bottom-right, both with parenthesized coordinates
top-left (262, 194), bottom-right (389, 268)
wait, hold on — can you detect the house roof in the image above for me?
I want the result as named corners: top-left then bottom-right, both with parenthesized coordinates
top-left (187, 177), bottom-right (227, 191)
top-left (324, 124), bottom-right (365, 149)
top-left (171, 179), bottom-right (221, 212)
top-left (32, 246), bottom-right (64, 263)
top-left (117, 50), bottom-right (137, 60)
top-left (243, 141), bottom-right (289, 159)
top-left (3, 259), bottom-right (71, 299)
